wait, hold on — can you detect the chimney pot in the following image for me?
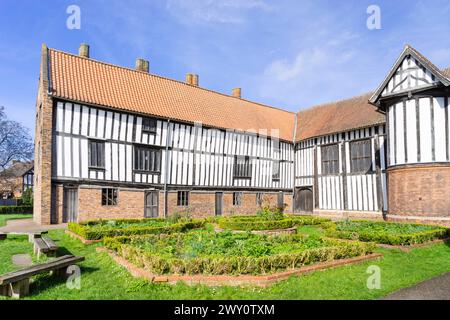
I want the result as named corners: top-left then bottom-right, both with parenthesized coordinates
top-left (79, 43), bottom-right (90, 58)
top-left (232, 88), bottom-right (242, 98)
top-left (186, 73), bottom-right (194, 85)
top-left (186, 73), bottom-right (199, 86)
top-left (135, 58), bottom-right (150, 73)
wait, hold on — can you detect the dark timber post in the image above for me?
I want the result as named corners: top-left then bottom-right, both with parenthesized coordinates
top-left (313, 146), bottom-right (319, 209)
top-left (374, 134), bottom-right (384, 216)
top-left (163, 119), bottom-right (172, 218)
top-left (341, 142), bottom-right (348, 211)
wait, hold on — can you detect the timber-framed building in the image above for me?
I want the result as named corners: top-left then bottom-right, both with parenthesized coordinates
top-left (33, 44), bottom-right (450, 226)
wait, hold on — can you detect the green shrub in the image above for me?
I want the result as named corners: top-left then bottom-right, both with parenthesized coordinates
top-left (324, 220), bottom-right (449, 245)
top-left (21, 188), bottom-right (33, 206)
top-left (68, 218), bottom-right (205, 240)
top-left (0, 206), bottom-right (33, 214)
top-left (257, 206), bottom-right (284, 221)
top-left (219, 215), bottom-right (331, 231)
top-left (104, 232), bottom-right (375, 275)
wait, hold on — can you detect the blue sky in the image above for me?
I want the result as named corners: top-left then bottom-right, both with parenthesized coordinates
top-left (1, 0), bottom-right (450, 134)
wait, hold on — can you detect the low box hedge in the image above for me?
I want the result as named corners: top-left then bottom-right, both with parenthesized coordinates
top-left (218, 215), bottom-right (331, 231)
top-left (68, 218), bottom-right (205, 240)
top-left (0, 206), bottom-right (33, 214)
top-left (324, 220), bottom-right (449, 246)
top-left (104, 233), bottom-right (375, 276)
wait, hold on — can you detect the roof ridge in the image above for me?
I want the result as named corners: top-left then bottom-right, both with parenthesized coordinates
top-left (297, 91), bottom-right (373, 114)
top-left (48, 47), bottom-right (295, 115)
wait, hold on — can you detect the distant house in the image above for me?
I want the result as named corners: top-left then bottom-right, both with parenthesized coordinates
top-left (0, 161), bottom-right (34, 199)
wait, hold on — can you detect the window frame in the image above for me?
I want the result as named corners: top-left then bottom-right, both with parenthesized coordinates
top-left (349, 139), bottom-right (373, 174)
top-left (272, 160), bottom-right (280, 181)
top-left (233, 192), bottom-right (243, 206)
top-left (233, 156), bottom-right (252, 179)
top-left (101, 188), bottom-right (118, 206)
top-left (321, 143), bottom-right (340, 176)
top-left (142, 118), bottom-right (157, 134)
top-left (177, 191), bottom-right (190, 207)
top-left (88, 139), bottom-right (106, 170)
top-left (133, 145), bottom-right (162, 174)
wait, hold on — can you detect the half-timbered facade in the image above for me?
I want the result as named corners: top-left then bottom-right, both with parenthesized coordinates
top-left (33, 44), bottom-right (450, 226)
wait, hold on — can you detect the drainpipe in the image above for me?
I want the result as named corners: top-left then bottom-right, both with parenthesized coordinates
top-left (163, 119), bottom-right (172, 219)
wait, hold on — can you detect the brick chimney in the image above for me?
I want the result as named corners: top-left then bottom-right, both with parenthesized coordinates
top-left (135, 58), bottom-right (150, 73)
top-left (79, 43), bottom-right (90, 58)
top-left (232, 88), bottom-right (242, 98)
top-left (186, 73), bottom-right (199, 86)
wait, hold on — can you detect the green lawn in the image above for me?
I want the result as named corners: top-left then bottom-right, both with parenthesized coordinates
top-left (0, 214), bottom-right (32, 227)
top-left (0, 225), bottom-right (449, 300)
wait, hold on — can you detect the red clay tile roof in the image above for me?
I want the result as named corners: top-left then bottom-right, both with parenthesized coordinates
top-left (47, 48), bottom-right (296, 141)
top-left (296, 93), bottom-right (386, 141)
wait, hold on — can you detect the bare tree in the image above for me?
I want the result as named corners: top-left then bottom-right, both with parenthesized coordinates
top-left (0, 106), bottom-right (34, 170)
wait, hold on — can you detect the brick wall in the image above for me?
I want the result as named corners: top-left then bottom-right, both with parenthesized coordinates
top-left (388, 164), bottom-right (450, 218)
top-left (166, 191), bottom-right (293, 219)
top-left (33, 45), bottom-right (54, 225)
top-left (54, 184), bottom-right (64, 224)
top-left (77, 187), bottom-right (146, 222)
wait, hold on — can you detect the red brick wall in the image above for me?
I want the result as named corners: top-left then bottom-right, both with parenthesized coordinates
top-left (33, 45), bottom-right (54, 225)
top-left (52, 186), bottom-right (294, 223)
top-left (54, 184), bottom-right (64, 224)
top-left (166, 191), bottom-right (293, 218)
top-left (388, 164), bottom-right (450, 218)
top-left (77, 187), bottom-right (146, 222)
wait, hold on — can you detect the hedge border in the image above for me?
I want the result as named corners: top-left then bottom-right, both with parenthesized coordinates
top-left (68, 219), bottom-right (205, 241)
top-left (98, 246), bottom-right (382, 287)
top-left (218, 215), bottom-right (330, 231)
top-left (324, 220), bottom-right (450, 246)
top-left (103, 234), bottom-right (376, 276)
top-left (0, 206), bottom-right (33, 214)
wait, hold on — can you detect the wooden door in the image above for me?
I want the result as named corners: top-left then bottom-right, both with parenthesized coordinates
top-left (63, 188), bottom-right (78, 223)
top-left (215, 192), bottom-right (223, 216)
top-left (145, 191), bottom-right (159, 218)
top-left (294, 187), bottom-right (313, 213)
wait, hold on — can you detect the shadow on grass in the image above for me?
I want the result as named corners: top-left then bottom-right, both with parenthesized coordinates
top-left (28, 265), bottom-right (99, 297)
top-left (444, 238), bottom-right (450, 248)
top-left (23, 243), bottom-right (99, 298)
top-left (56, 246), bottom-right (75, 257)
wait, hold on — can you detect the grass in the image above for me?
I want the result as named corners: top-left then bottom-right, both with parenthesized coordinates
top-left (0, 214), bottom-right (32, 227)
top-left (0, 224), bottom-right (449, 299)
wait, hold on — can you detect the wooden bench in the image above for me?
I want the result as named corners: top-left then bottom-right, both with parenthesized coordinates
top-left (33, 237), bottom-right (59, 259)
top-left (0, 255), bottom-right (85, 299)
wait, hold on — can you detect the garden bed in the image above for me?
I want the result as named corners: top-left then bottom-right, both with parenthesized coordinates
top-left (103, 231), bottom-right (376, 277)
top-left (68, 218), bottom-right (205, 241)
top-left (218, 215), bottom-right (330, 231)
top-left (98, 246), bottom-right (382, 287)
top-left (325, 220), bottom-right (449, 246)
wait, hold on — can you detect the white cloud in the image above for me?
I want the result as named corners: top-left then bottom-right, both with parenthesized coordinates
top-left (165, 0), bottom-right (271, 24)
top-left (264, 48), bottom-right (327, 82)
top-left (255, 34), bottom-right (365, 109)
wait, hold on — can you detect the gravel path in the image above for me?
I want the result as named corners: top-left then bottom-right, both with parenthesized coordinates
top-left (383, 272), bottom-right (450, 300)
